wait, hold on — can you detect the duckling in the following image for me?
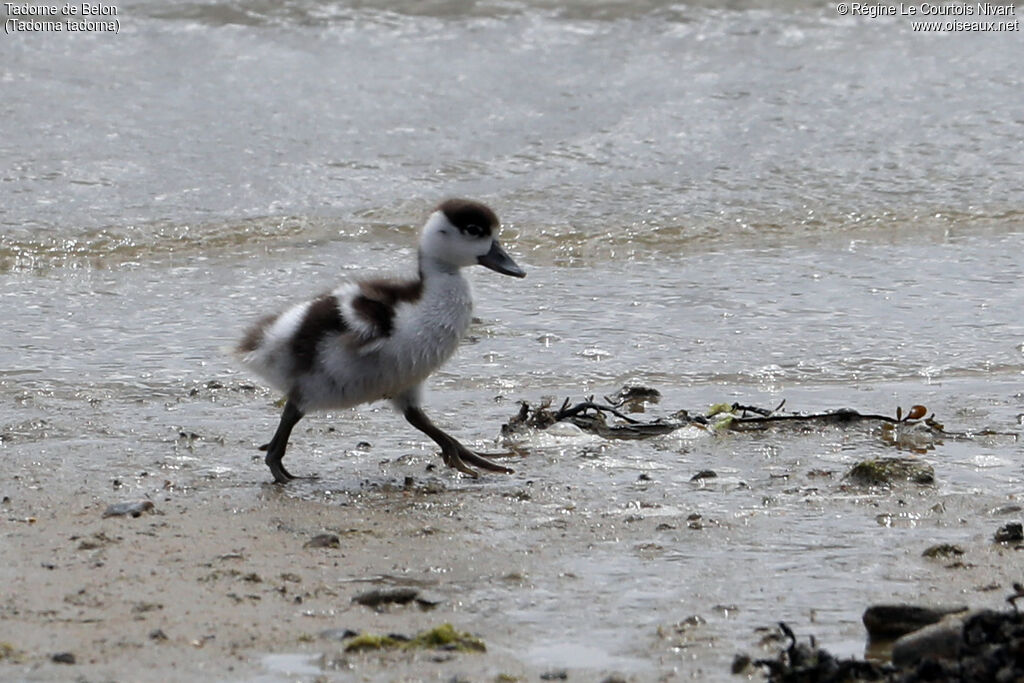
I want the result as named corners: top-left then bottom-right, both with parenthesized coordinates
top-left (236, 199), bottom-right (526, 483)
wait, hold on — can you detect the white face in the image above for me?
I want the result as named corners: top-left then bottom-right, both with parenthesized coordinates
top-left (419, 210), bottom-right (494, 269)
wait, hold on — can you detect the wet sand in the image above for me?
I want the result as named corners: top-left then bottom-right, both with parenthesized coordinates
top-left (3, 474), bottom-right (550, 682)
top-left (3, 417), bottom-right (1023, 683)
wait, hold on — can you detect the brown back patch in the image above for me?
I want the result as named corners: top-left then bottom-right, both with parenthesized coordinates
top-left (291, 295), bottom-right (348, 373)
top-left (360, 278), bottom-right (424, 305)
top-left (351, 278), bottom-right (423, 338)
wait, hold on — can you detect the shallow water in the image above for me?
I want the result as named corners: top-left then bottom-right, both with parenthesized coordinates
top-left (2, 0), bottom-right (1023, 678)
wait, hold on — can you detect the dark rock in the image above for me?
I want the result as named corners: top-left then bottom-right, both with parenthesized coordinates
top-left (731, 653), bottom-right (753, 674)
top-left (892, 608), bottom-right (1024, 679)
top-left (862, 604), bottom-right (968, 640)
top-left (690, 470), bottom-right (717, 482)
top-left (921, 544), bottom-right (964, 559)
top-left (304, 534), bottom-right (340, 549)
top-left (890, 610), bottom-right (979, 667)
top-left (753, 610), bottom-right (1024, 682)
top-left (352, 587), bottom-right (420, 608)
top-left (540, 671), bottom-right (568, 680)
top-left (149, 629), bottom-right (168, 641)
top-left (994, 522), bottom-right (1023, 543)
top-left (51, 652), bottom-right (75, 664)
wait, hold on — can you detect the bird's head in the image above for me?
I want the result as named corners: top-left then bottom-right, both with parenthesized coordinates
top-left (420, 198), bottom-right (526, 278)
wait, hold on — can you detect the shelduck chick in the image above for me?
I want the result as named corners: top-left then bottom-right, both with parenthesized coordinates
top-left (236, 199), bottom-right (526, 483)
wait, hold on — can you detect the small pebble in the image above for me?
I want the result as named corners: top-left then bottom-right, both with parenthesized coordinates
top-left (994, 522), bottom-right (1023, 543)
top-left (320, 628), bottom-right (358, 641)
top-left (51, 652), bottom-right (75, 665)
top-left (304, 534), bottom-right (340, 549)
top-left (922, 544), bottom-right (965, 558)
top-left (353, 587), bottom-right (419, 608)
top-left (731, 654), bottom-right (753, 674)
top-left (102, 501), bottom-right (154, 518)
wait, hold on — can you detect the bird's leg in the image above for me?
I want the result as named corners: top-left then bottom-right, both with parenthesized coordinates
top-left (402, 405), bottom-right (514, 477)
top-left (259, 399), bottom-right (304, 483)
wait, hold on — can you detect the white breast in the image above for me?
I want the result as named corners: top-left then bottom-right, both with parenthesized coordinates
top-left (299, 272), bottom-right (473, 410)
top-left (388, 272), bottom-right (473, 377)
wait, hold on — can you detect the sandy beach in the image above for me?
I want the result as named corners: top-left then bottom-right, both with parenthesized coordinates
top-left (4, 466), bottom-right (555, 682)
top-left (4, 403), bottom-right (1023, 683)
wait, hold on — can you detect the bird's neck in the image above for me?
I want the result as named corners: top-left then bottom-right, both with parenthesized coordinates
top-left (417, 251), bottom-right (463, 280)
top-left (414, 251), bottom-right (473, 327)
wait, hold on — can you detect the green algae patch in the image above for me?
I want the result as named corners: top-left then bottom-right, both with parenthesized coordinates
top-left (344, 633), bottom-right (404, 652)
top-left (408, 623), bottom-right (486, 652)
top-left (0, 642), bottom-right (23, 663)
top-left (706, 403), bottom-right (734, 418)
top-left (343, 623), bottom-right (485, 654)
top-left (845, 457), bottom-right (935, 486)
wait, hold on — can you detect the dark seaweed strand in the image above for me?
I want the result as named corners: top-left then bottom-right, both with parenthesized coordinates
top-left (290, 295), bottom-right (348, 373)
top-left (437, 199), bottom-right (499, 237)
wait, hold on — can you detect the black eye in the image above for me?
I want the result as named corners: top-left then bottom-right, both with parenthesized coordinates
top-left (464, 224), bottom-right (483, 237)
